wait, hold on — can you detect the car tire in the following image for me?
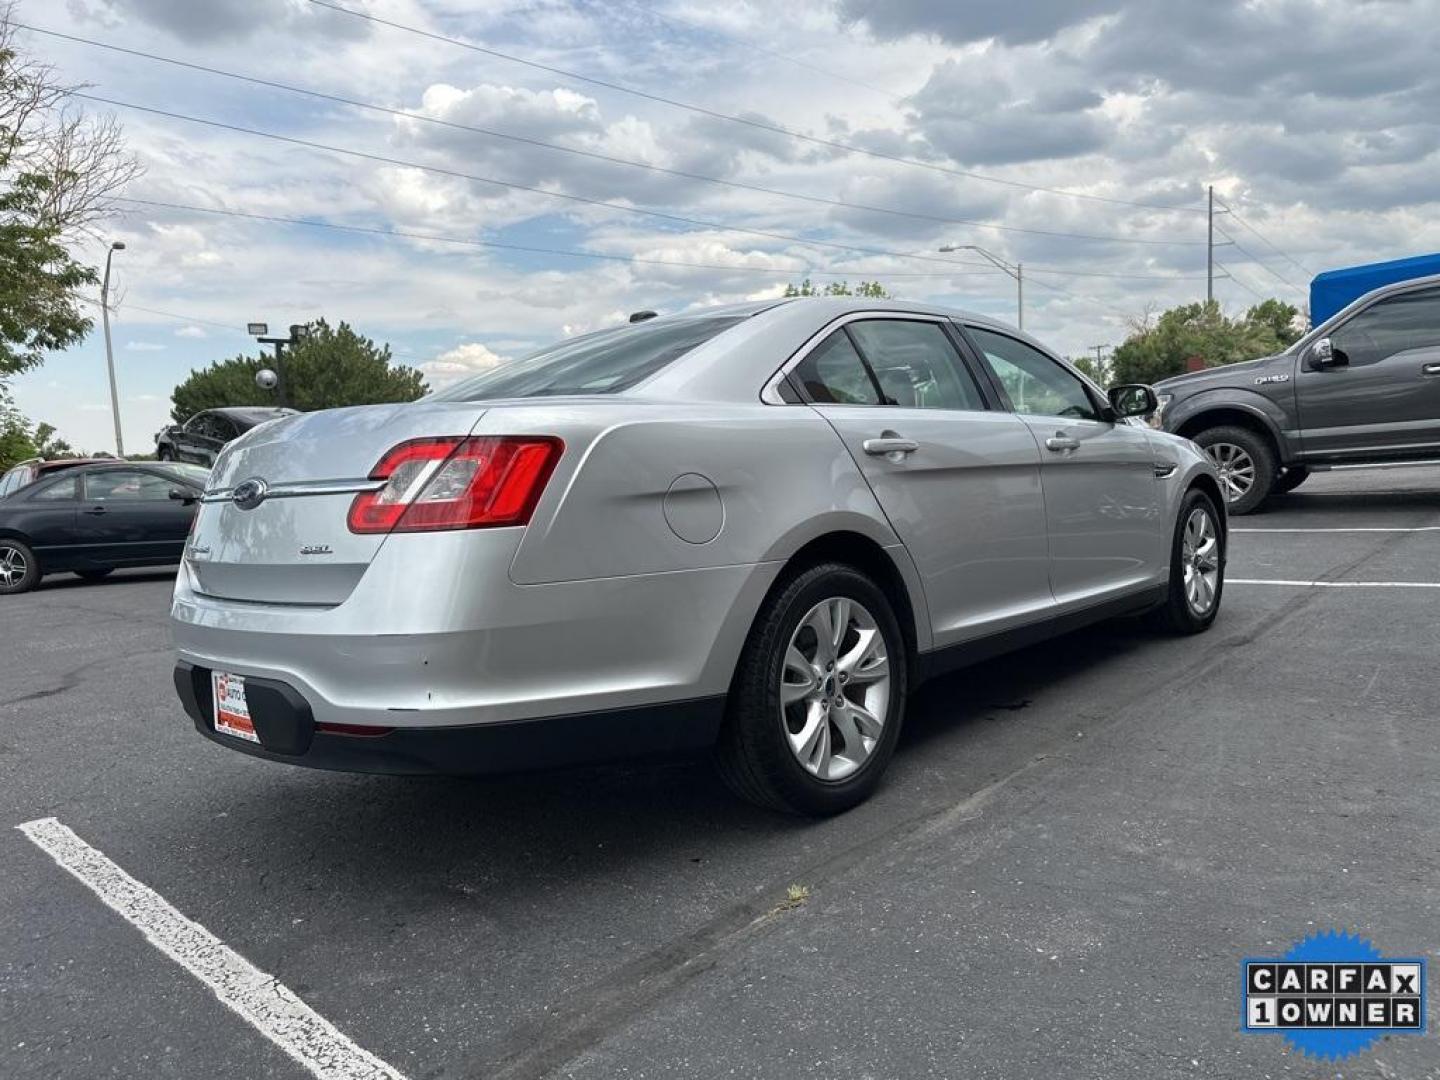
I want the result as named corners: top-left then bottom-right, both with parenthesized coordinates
top-left (0, 538), bottom-right (41, 595)
top-left (1193, 425), bottom-right (1276, 515)
top-left (1273, 467), bottom-right (1310, 495)
top-left (156, 447), bottom-right (172, 461)
top-left (1147, 487), bottom-right (1225, 635)
top-left (75, 568), bottom-right (114, 582)
top-left (715, 562), bottom-right (908, 816)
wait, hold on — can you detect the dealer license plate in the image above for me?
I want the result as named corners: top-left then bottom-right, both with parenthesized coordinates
top-left (212, 672), bottom-right (259, 743)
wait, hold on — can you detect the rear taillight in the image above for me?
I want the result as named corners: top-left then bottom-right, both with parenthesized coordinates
top-left (347, 435), bottom-right (563, 535)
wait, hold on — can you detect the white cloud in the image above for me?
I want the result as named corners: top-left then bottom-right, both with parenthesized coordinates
top-left (419, 342), bottom-right (512, 387)
top-left (124, 341), bottom-right (166, 352)
top-left (174, 325), bottom-right (207, 338)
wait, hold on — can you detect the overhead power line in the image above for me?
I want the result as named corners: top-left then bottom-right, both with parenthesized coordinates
top-left (1213, 196), bottom-right (1315, 278)
top-left (78, 293), bottom-right (241, 331)
top-left (1212, 258), bottom-right (1267, 302)
top-left (302, 0), bottom-right (1208, 215)
top-left (621, 0), bottom-right (907, 106)
top-left (78, 93), bottom-right (1213, 287)
top-left (1213, 224), bottom-right (1306, 294)
top-left (25, 25), bottom-right (1204, 249)
top-left (112, 196), bottom-right (1010, 278)
top-left (114, 197), bottom-right (1208, 282)
top-left (74, 92), bottom-right (991, 271)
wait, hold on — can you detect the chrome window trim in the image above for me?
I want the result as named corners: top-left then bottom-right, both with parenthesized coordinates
top-left (759, 310), bottom-right (954, 405)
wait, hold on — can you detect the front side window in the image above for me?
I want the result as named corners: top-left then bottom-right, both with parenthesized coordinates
top-left (846, 320), bottom-right (986, 411)
top-left (1331, 287), bottom-right (1440, 367)
top-left (84, 470), bottom-right (174, 502)
top-left (433, 315), bottom-right (746, 400)
top-left (969, 327), bottom-right (1101, 421)
top-left (792, 330), bottom-right (883, 405)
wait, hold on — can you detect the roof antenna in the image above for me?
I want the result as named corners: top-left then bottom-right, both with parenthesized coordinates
top-left (629, 310), bottom-right (658, 323)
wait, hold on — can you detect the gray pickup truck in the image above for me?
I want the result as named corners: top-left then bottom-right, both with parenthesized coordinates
top-left (1153, 273), bottom-right (1440, 513)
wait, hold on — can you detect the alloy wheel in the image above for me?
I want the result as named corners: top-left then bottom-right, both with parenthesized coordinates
top-left (779, 597), bottom-right (891, 781)
top-left (1203, 442), bottom-right (1255, 502)
top-left (1181, 507), bottom-right (1221, 615)
top-left (0, 546), bottom-right (27, 588)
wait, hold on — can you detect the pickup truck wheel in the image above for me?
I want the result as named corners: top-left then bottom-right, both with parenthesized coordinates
top-left (1273, 467), bottom-right (1310, 495)
top-left (156, 447), bottom-right (172, 461)
top-left (1193, 426), bottom-right (1275, 515)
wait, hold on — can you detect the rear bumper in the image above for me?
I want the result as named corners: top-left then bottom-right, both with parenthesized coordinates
top-left (174, 661), bottom-right (724, 775)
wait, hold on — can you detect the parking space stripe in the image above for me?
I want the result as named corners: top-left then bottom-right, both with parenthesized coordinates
top-left (16, 817), bottom-right (410, 1080)
top-left (1229, 578), bottom-right (1440, 589)
top-left (1232, 526), bottom-right (1440, 533)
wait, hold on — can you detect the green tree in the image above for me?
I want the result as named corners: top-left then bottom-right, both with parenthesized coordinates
top-left (0, 390), bottom-right (34, 470)
top-left (1110, 299), bottom-right (1301, 385)
top-left (0, 387), bottom-right (73, 470)
top-left (170, 319), bottom-right (426, 422)
top-left (1072, 355), bottom-right (1110, 385)
top-left (785, 279), bottom-right (892, 298)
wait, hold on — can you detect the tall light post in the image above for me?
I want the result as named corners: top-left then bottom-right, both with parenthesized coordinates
top-left (938, 244), bottom-right (1023, 330)
top-left (101, 241), bottom-right (126, 457)
top-left (250, 322), bottom-right (311, 408)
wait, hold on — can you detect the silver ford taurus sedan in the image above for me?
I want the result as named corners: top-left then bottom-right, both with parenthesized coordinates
top-left (172, 298), bottom-right (1225, 814)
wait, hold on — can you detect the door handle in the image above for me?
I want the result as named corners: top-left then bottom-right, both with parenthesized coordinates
top-left (1423, 363), bottom-right (1440, 376)
top-left (83, 505), bottom-right (107, 515)
top-left (862, 436), bottom-right (919, 456)
top-left (1045, 434), bottom-right (1080, 453)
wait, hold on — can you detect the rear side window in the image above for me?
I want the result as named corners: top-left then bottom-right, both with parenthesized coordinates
top-left (1332, 287), bottom-right (1440, 366)
top-left (793, 330), bottom-right (882, 404)
top-left (846, 320), bottom-right (987, 410)
top-left (433, 315), bottom-right (746, 400)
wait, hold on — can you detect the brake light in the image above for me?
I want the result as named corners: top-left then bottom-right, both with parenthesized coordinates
top-left (347, 436), bottom-right (563, 534)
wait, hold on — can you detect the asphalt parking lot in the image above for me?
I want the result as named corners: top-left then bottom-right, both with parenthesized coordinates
top-left (2, 468), bottom-right (1438, 1080)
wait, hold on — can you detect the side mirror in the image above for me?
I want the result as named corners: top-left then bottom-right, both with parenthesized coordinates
top-left (1309, 337), bottom-right (1345, 369)
top-left (168, 487), bottom-right (197, 504)
top-left (1107, 383), bottom-right (1159, 418)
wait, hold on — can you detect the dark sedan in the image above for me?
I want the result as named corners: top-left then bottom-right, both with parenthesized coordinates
top-left (0, 462), bottom-right (209, 594)
top-left (156, 407), bottom-right (297, 466)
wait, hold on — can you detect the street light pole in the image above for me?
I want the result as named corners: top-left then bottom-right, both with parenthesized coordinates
top-left (101, 241), bottom-right (126, 457)
top-left (253, 323), bottom-right (311, 408)
top-left (938, 243), bottom-right (1024, 330)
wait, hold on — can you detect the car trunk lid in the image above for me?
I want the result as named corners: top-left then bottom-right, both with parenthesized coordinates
top-left (188, 401), bottom-right (487, 604)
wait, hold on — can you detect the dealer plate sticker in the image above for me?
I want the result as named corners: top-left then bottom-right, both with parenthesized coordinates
top-left (1242, 931), bottom-right (1426, 1061)
top-left (212, 672), bottom-right (259, 743)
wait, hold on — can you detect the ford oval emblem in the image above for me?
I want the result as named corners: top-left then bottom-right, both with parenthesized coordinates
top-left (231, 477), bottom-right (269, 511)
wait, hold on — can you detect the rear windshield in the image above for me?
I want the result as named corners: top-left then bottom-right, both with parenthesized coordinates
top-left (431, 315), bottom-right (746, 401)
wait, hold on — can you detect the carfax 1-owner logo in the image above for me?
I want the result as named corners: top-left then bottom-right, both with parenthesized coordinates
top-left (1242, 931), bottom-right (1428, 1061)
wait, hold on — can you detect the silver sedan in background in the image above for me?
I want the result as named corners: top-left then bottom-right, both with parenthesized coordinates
top-left (171, 299), bottom-right (1225, 815)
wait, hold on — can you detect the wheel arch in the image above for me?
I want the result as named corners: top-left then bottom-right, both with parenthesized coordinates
top-left (771, 530), bottom-right (927, 679)
top-left (1186, 473), bottom-right (1228, 543)
top-left (1173, 402), bottom-right (1288, 466)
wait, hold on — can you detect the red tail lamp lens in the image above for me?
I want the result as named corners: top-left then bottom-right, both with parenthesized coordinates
top-left (347, 436), bottom-right (563, 534)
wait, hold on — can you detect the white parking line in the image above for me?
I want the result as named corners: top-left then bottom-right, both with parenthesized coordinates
top-left (1229, 578), bottom-right (1440, 589)
top-left (1233, 526), bottom-right (1440, 533)
top-left (16, 817), bottom-right (409, 1080)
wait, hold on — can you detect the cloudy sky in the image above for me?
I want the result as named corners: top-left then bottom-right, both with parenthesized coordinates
top-left (13, 0), bottom-right (1440, 451)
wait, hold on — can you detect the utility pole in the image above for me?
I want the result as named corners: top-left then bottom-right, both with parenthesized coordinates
top-left (1089, 343), bottom-right (1111, 383)
top-left (1207, 184), bottom-right (1214, 305)
top-left (101, 241), bottom-right (126, 457)
top-left (937, 243), bottom-right (1024, 329)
